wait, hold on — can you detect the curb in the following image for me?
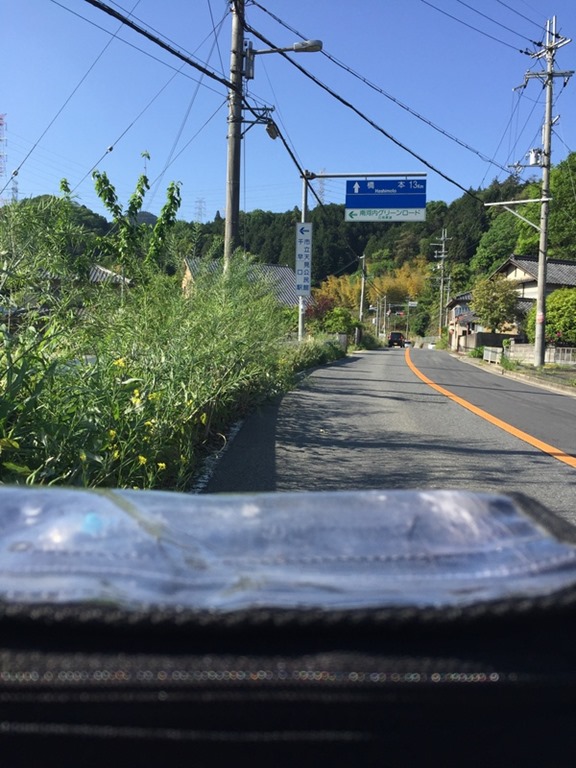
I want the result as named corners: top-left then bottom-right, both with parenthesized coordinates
top-left (452, 352), bottom-right (576, 399)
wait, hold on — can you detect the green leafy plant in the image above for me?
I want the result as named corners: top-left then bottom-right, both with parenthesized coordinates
top-left (525, 288), bottom-right (576, 346)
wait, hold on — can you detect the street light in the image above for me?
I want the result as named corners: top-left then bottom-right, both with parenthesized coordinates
top-left (244, 39), bottom-right (323, 79)
top-left (224, 0), bottom-right (322, 269)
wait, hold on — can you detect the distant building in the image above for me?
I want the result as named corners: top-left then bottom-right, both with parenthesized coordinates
top-left (89, 264), bottom-right (131, 286)
top-left (183, 258), bottom-right (305, 308)
top-left (491, 255), bottom-right (576, 298)
top-left (446, 255), bottom-right (576, 352)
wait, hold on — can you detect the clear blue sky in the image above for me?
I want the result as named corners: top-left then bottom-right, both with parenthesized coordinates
top-left (4, 0), bottom-right (576, 222)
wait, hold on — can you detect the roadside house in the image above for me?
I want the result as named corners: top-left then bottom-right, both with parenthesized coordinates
top-left (491, 255), bottom-right (576, 299)
top-left (446, 255), bottom-right (576, 352)
top-left (182, 258), bottom-right (304, 308)
top-left (446, 291), bottom-right (477, 352)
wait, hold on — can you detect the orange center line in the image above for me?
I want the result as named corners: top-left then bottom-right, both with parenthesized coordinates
top-left (405, 349), bottom-right (576, 470)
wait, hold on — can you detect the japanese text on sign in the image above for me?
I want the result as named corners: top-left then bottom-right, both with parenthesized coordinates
top-left (295, 222), bottom-right (313, 297)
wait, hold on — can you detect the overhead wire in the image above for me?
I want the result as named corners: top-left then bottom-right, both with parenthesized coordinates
top-left (242, 20), bottom-right (485, 202)
top-left (0, 0), bottom-right (146, 197)
top-left (249, 1), bottom-right (512, 177)
top-left (454, 0), bottom-right (543, 46)
top-left (147, 1), bottom-right (230, 207)
top-left (12, 0), bottom-right (570, 225)
top-left (419, 0), bottom-right (534, 54)
top-left (71, 70), bottom-right (185, 194)
top-left (4, 0), bottom-right (229, 201)
top-left (82, 0), bottom-right (233, 91)
top-left (495, 0), bottom-right (557, 37)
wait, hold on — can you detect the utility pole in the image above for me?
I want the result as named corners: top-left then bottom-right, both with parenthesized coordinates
top-left (224, 0), bottom-right (245, 271)
top-left (355, 254), bottom-right (366, 346)
top-left (431, 228), bottom-right (450, 338)
top-left (526, 17), bottom-right (572, 367)
top-left (486, 18), bottom-right (572, 366)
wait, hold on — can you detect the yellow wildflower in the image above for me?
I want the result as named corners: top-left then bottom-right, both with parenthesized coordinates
top-left (138, 455), bottom-right (147, 465)
top-left (157, 462), bottom-right (166, 471)
top-left (113, 358), bottom-right (126, 368)
top-left (108, 429), bottom-right (116, 439)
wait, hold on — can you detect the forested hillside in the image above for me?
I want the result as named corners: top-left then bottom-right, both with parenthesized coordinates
top-left (179, 153), bottom-right (576, 292)
top-left (3, 153), bottom-right (576, 339)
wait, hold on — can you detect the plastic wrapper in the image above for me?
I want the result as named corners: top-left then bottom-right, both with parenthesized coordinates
top-left (0, 486), bottom-right (575, 612)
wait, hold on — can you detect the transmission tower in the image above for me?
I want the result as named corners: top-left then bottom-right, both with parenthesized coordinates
top-left (194, 197), bottom-right (206, 222)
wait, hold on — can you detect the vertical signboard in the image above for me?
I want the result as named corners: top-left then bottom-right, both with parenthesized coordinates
top-left (295, 222), bottom-right (312, 296)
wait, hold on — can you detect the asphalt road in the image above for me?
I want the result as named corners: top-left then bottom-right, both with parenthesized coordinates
top-left (200, 348), bottom-right (576, 527)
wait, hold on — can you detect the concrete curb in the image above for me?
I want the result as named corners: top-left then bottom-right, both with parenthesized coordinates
top-left (451, 352), bottom-right (576, 399)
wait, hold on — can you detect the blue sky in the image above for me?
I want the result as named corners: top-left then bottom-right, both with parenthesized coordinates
top-left (4, 0), bottom-right (576, 222)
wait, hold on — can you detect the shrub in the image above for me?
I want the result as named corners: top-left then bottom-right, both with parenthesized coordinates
top-left (0, 262), bottom-right (300, 491)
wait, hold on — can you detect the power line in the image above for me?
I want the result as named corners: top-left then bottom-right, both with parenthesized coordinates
top-left (82, 0), bottom-right (234, 92)
top-left (0, 0), bottom-right (145, 197)
top-left (495, 0), bottom-right (551, 34)
top-left (455, 0), bottom-right (543, 46)
top-left (148, 4), bottom-right (229, 207)
top-left (52, 0), bottom-right (225, 96)
top-left (242, 20), bottom-right (484, 202)
top-left (250, 1), bottom-right (512, 176)
top-left (77, 0), bottom-right (322, 217)
top-left (419, 0), bottom-right (534, 54)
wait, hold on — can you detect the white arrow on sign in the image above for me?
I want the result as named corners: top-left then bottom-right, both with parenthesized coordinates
top-left (353, 182), bottom-right (360, 193)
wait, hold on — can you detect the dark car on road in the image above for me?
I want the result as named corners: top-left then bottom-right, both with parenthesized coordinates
top-left (388, 332), bottom-right (405, 348)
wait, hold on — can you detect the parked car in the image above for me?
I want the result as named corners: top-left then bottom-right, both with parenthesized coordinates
top-left (388, 332), bottom-right (405, 348)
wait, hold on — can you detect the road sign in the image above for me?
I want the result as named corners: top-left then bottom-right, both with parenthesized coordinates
top-left (295, 222), bottom-right (312, 297)
top-left (345, 178), bottom-right (426, 222)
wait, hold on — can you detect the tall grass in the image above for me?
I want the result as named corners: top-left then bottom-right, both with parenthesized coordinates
top-left (1, 261), bottom-right (344, 491)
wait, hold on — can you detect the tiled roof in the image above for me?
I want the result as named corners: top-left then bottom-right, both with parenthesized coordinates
top-left (184, 258), bottom-right (303, 307)
top-left (499, 255), bottom-right (576, 287)
top-left (89, 264), bottom-right (130, 285)
top-left (446, 291), bottom-right (472, 308)
top-left (516, 298), bottom-right (534, 315)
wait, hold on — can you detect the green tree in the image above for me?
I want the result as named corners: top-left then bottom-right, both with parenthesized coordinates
top-left (470, 275), bottom-right (519, 331)
top-left (524, 288), bottom-right (576, 346)
top-left (470, 210), bottom-right (518, 276)
top-left (0, 182), bottom-right (95, 318)
top-left (547, 153), bottom-right (576, 260)
top-left (92, 167), bottom-right (181, 278)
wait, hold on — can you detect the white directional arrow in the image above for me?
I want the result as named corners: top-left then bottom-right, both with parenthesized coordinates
top-left (353, 182), bottom-right (360, 193)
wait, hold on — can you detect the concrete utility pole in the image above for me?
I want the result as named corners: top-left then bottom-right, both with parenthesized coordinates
top-left (431, 228), bottom-right (450, 338)
top-left (487, 19), bottom-right (572, 366)
top-left (355, 254), bottom-right (366, 346)
top-left (527, 17), bottom-right (572, 367)
top-left (224, 0), bottom-right (245, 271)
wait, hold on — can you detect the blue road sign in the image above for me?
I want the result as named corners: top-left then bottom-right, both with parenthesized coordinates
top-left (345, 179), bottom-right (426, 209)
top-left (345, 178), bottom-right (427, 222)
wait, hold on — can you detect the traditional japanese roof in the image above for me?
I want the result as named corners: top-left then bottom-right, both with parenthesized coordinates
top-left (184, 258), bottom-right (303, 307)
top-left (89, 264), bottom-right (131, 285)
top-left (445, 291), bottom-right (472, 309)
top-left (494, 255), bottom-right (576, 287)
